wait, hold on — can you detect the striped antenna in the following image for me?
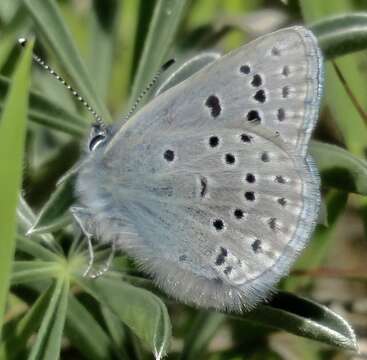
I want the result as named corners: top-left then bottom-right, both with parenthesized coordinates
top-left (18, 38), bottom-right (105, 129)
top-left (122, 58), bottom-right (175, 122)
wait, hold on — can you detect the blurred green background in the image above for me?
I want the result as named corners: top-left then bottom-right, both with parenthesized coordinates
top-left (0, 0), bottom-right (367, 359)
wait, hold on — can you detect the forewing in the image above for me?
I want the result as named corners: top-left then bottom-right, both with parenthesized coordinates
top-left (108, 26), bottom-right (323, 157)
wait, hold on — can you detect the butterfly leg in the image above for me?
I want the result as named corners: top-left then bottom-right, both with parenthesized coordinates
top-left (89, 238), bottom-right (116, 279)
top-left (70, 206), bottom-right (96, 277)
top-left (83, 231), bottom-right (95, 277)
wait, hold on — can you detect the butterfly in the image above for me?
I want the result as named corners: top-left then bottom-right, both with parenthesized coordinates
top-left (68, 26), bottom-right (323, 312)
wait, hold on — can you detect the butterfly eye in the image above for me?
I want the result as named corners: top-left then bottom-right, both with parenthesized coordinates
top-left (89, 134), bottom-right (106, 151)
top-left (88, 124), bottom-right (108, 152)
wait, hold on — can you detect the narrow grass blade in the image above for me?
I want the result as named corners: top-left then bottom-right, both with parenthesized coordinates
top-left (41, 279), bottom-right (69, 360)
top-left (130, 0), bottom-right (156, 82)
top-left (88, 0), bottom-right (119, 100)
top-left (237, 292), bottom-right (358, 351)
top-left (0, 33), bottom-right (15, 70)
top-left (0, 39), bottom-right (33, 338)
top-left (109, 0), bottom-right (139, 110)
top-left (0, 284), bottom-right (55, 360)
top-left (27, 278), bottom-right (65, 360)
top-left (23, 0), bottom-right (111, 122)
top-left (11, 261), bottom-right (59, 285)
top-left (130, 0), bottom-right (191, 107)
top-left (16, 235), bottom-right (60, 262)
top-left (0, 75), bottom-right (86, 136)
top-left (65, 295), bottom-right (116, 360)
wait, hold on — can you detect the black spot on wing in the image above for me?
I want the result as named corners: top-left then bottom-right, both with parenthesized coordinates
top-left (200, 176), bottom-right (208, 198)
top-left (234, 209), bottom-right (244, 219)
top-left (213, 219), bottom-right (224, 231)
top-left (247, 110), bottom-right (261, 122)
top-left (277, 197), bottom-right (287, 206)
top-left (275, 175), bottom-right (286, 184)
top-left (271, 47), bottom-right (281, 56)
top-left (244, 191), bottom-right (255, 201)
top-left (251, 74), bottom-right (262, 87)
top-left (251, 239), bottom-right (262, 253)
top-left (268, 217), bottom-right (277, 231)
top-left (282, 65), bottom-right (290, 77)
top-left (240, 64), bottom-right (251, 74)
top-left (261, 152), bottom-right (270, 162)
top-left (225, 153), bottom-right (236, 165)
top-left (205, 95), bottom-right (221, 117)
top-left (215, 247), bottom-right (228, 265)
top-left (277, 108), bottom-right (285, 121)
top-left (245, 173), bottom-right (256, 183)
top-left (209, 136), bottom-right (219, 148)
top-left (254, 89), bottom-right (266, 103)
top-left (241, 133), bottom-right (253, 143)
top-left (163, 149), bottom-right (175, 162)
top-left (282, 86), bottom-right (290, 98)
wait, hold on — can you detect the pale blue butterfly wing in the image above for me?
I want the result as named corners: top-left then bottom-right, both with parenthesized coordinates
top-left (109, 26), bottom-right (322, 155)
top-left (76, 26), bottom-right (323, 311)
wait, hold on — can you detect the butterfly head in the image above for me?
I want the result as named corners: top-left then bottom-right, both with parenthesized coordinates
top-left (88, 123), bottom-right (110, 152)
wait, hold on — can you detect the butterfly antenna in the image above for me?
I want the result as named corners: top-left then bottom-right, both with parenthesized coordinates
top-left (18, 38), bottom-right (106, 130)
top-left (122, 58), bottom-right (176, 122)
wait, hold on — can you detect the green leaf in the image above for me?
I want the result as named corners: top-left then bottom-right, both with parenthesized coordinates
top-left (65, 295), bottom-right (116, 360)
top-left (310, 13), bottom-right (367, 59)
top-left (17, 195), bottom-right (63, 255)
top-left (42, 279), bottom-right (69, 360)
top-left (236, 292), bottom-right (358, 351)
top-left (77, 277), bottom-right (172, 358)
top-left (27, 177), bottom-right (75, 235)
top-left (16, 235), bottom-right (61, 262)
top-left (17, 196), bottom-right (39, 232)
top-left (0, 32), bottom-right (15, 70)
top-left (23, 0), bottom-right (111, 123)
top-left (0, 75), bottom-right (87, 136)
top-left (100, 305), bottom-right (129, 357)
top-left (0, 284), bottom-right (55, 360)
top-left (0, 0), bottom-right (21, 23)
top-left (300, 1), bottom-right (367, 158)
top-left (28, 278), bottom-right (69, 360)
top-left (88, 0), bottom-right (119, 100)
top-left (0, 38), bottom-right (33, 338)
top-left (130, 0), bottom-right (191, 107)
top-left (181, 311), bottom-right (226, 360)
top-left (16, 196), bottom-right (62, 255)
top-left (311, 141), bottom-right (367, 195)
top-left (17, 196), bottom-right (52, 241)
top-left (130, 0), bottom-right (156, 82)
top-left (11, 260), bottom-right (59, 285)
